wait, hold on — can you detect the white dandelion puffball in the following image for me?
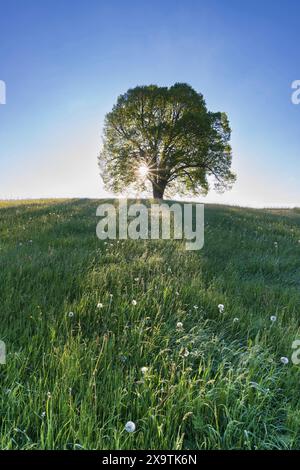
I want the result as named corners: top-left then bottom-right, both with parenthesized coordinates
top-left (270, 315), bottom-right (277, 322)
top-left (280, 356), bottom-right (289, 365)
top-left (132, 300), bottom-right (137, 306)
top-left (125, 421), bottom-right (136, 433)
top-left (97, 302), bottom-right (103, 309)
top-left (176, 321), bottom-right (183, 330)
top-left (218, 304), bottom-right (225, 313)
top-left (182, 348), bottom-right (189, 357)
top-left (141, 366), bottom-right (149, 375)
top-left (68, 311), bottom-right (74, 317)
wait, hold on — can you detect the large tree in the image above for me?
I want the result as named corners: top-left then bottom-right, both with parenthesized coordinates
top-left (99, 83), bottom-right (236, 199)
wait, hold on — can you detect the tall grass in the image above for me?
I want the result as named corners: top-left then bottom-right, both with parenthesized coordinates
top-left (0, 199), bottom-right (299, 449)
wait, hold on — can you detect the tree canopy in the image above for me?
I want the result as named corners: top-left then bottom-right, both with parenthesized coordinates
top-left (99, 83), bottom-right (236, 199)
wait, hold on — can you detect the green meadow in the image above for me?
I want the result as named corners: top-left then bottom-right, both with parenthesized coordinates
top-left (0, 199), bottom-right (300, 450)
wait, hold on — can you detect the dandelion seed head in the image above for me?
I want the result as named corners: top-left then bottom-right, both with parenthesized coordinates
top-left (141, 367), bottom-right (149, 375)
top-left (181, 348), bottom-right (189, 358)
top-left (176, 321), bottom-right (183, 330)
top-left (270, 315), bottom-right (277, 322)
top-left (218, 304), bottom-right (225, 313)
top-left (280, 356), bottom-right (289, 365)
top-left (132, 300), bottom-right (137, 306)
top-left (68, 311), bottom-right (74, 317)
top-left (125, 421), bottom-right (136, 433)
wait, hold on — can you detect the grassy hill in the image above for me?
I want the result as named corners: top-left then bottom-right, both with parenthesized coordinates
top-left (0, 199), bottom-right (300, 450)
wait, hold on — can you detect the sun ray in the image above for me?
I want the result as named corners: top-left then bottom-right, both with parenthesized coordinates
top-left (137, 164), bottom-right (149, 179)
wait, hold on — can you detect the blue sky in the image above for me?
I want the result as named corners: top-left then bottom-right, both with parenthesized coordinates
top-left (0, 0), bottom-right (299, 206)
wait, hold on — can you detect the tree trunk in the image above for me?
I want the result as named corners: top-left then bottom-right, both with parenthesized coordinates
top-left (152, 183), bottom-right (165, 199)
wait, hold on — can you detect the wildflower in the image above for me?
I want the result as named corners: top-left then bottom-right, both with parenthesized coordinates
top-left (41, 411), bottom-right (46, 418)
top-left (109, 293), bottom-right (113, 298)
top-left (132, 300), bottom-right (137, 306)
top-left (97, 302), bottom-right (103, 309)
top-left (181, 348), bottom-right (189, 358)
top-left (68, 311), bottom-right (74, 317)
top-left (274, 241), bottom-right (278, 248)
top-left (218, 304), bottom-right (225, 313)
top-left (270, 315), bottom-right (277, 322)
top-left (176, 321), bottom-right (183, 330)
top-left (193, 305), bottom-right (198, 310)
top-left (141, 367), bottom-right (149, 375)
top-left (47, 392), bottom-right (52, 399)
top-left (233, 317), bottom-right (239, 323)
top-left (134, 278), bottom-right (139, 282)
top-left (125, 421), bottom-right (136, 433)
top-left (280, 356), bottom-right (289, 365)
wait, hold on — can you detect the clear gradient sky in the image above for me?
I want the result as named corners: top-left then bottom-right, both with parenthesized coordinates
top-left (0, 0), bottom-right (299, 206)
